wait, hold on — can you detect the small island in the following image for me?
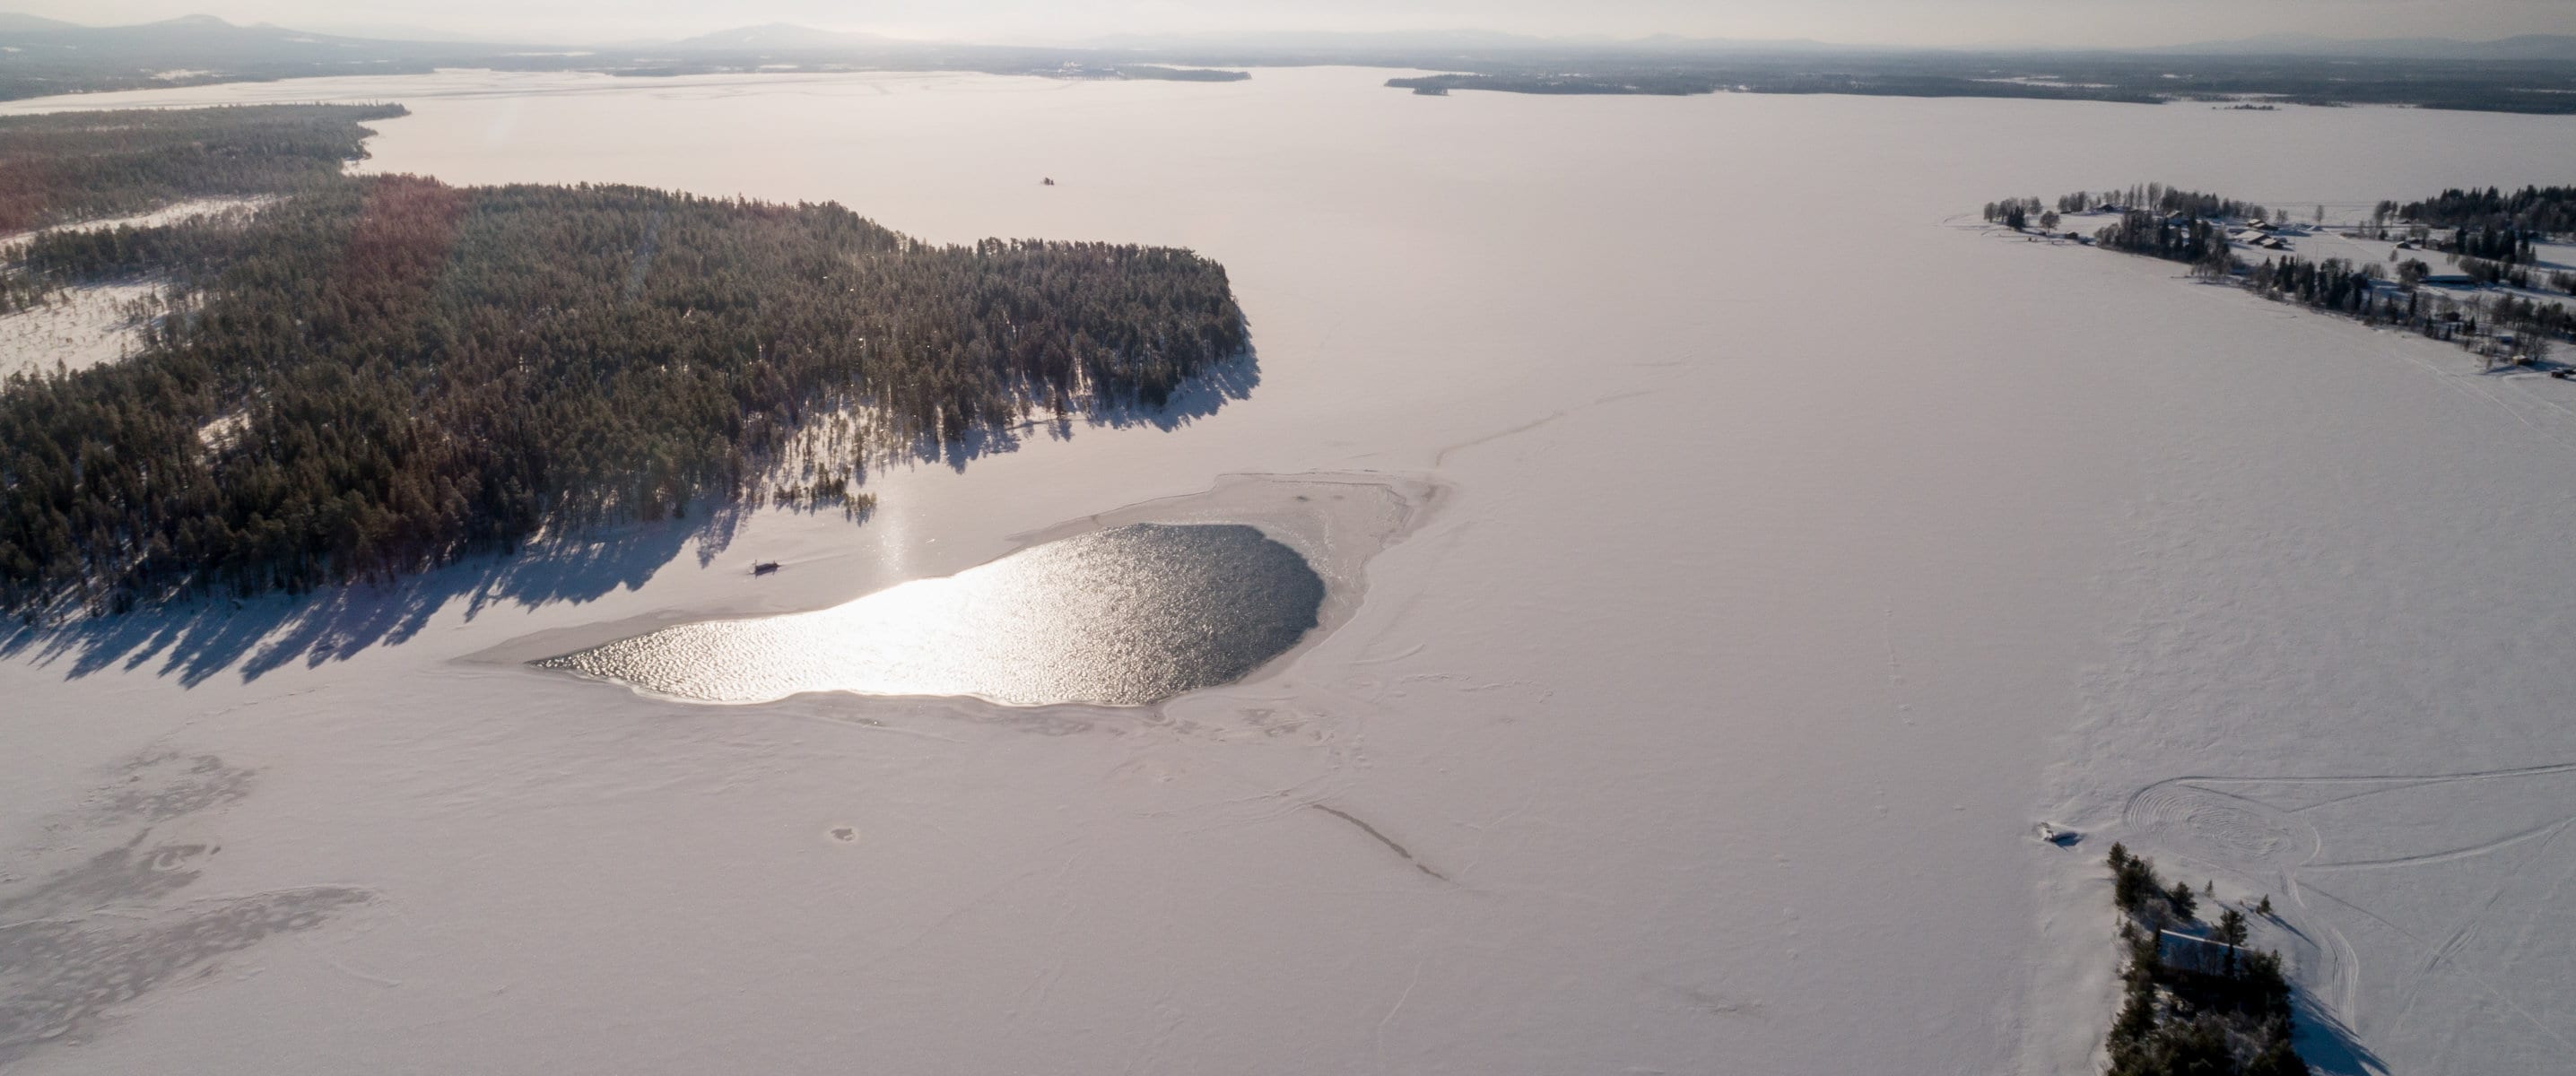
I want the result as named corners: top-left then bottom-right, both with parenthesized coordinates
top-left (2102, 845), bottom-right (2311, 1076)
top-left (1985, 182), bottom-right (2575, 369)
top-left (0, 105), bottom-right (1249, 620)
top-left (1387, 73), bottom-right (1729, 97)
top-left (1111, 65), bottom-right (1252, 82)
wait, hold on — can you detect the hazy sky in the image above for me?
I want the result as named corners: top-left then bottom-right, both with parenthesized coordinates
top-left (30, 0), bottom-right (2576, 47)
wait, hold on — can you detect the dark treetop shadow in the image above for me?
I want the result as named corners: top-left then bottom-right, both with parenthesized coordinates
top-left (910, 345), bottom-right (1260, 473)
top-left (0, 350), bottom-right (1259, 687)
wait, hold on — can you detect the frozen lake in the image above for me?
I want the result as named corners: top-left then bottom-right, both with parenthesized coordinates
top-left (4, 67), bottom-right (2575, 1075)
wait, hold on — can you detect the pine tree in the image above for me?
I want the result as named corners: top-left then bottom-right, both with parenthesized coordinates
top-left (2246, 1036), bottom-right (2312, 1076)
top-left (2105, 977), bottom-right (2158, 1071)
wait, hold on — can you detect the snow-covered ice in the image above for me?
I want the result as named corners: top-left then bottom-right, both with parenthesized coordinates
top-left (2, 68), bottom-right (2573, 1074)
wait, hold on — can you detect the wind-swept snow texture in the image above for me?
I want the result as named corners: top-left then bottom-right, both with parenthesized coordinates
top-left (3, 69), bottom-right (2573, 1075)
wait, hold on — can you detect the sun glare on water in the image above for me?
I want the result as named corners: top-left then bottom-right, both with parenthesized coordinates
top-left (536, 523), bottom-right (1326, 706)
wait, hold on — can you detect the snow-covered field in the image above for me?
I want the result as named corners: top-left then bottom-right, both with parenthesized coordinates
top-left (3, 68), bottom-right (2573, 1074)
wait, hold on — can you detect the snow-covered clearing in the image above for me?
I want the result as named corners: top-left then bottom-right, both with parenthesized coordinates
top-left (0, 197), bottom-right (265, 378)
top-left (1, 70), bottom-right (2572, 1075)
top-left (2, 196), bottom-right (270, 245)
top-left (0, 280), bottom-right (161, 379)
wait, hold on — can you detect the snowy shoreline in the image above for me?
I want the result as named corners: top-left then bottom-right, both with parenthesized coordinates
top-left (477, 471), bottom-right (1444, 707)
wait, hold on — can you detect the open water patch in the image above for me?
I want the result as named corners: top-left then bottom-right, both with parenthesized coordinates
top-left (536, 523), bottom-right (1326, 707)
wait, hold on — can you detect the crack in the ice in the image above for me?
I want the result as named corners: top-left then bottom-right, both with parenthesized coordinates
top-left (1310, 803), bottom-right (1452, 883)
top-left (1430, 389), bottom-right (1652, 468)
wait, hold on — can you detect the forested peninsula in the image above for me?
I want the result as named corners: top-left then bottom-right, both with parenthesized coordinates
top-left (1986, 182), bottom-right (2575, 367)
top-left (0, 105), bottom-right (1249, 620)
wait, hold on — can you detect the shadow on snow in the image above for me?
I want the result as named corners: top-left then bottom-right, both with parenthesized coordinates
top-left (902, 347), bottom-right (1259, 473)
top-left (0, 349), bottom-right (1258, 687)
top-left (2292, 992), bottom-right (2389, 1076)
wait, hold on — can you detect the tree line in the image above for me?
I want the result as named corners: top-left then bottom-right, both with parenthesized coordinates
top-left (2386, 186), bottom-right (2576, 235)
top-left (2445, 225), bottom-right (2540, 265)
top-left (0, 108), bottom-right (1249, 619)
top-left (1986, 184), bottom-right (2270, 249)
top-left (2094, 212), bottom-right (2232, 273)
top-left (2050, 185), bottom-right (2270, 223)
top-left (2246, 255), bottom-right (2567, 365)
top-left (1987, 180), bottom-right (2574, 367)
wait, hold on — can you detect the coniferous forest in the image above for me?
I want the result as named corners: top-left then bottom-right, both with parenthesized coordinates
top-left (0, 103), bottom-right (405, 232)
top-left (0, 106), bottom-right (1249, 620)
top-left (2387, 186), bottom-right (2576, 235)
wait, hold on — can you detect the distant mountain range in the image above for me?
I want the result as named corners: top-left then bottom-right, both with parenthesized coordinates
top-left (0, 12), bottom-right (74, 31)
top-left (1076, 28), bottom-right (1900, 57)
top-left (0, 13), bottom-right (511, 58)
top-left (1052, 27), bottom-right (2576, 60)
top-left (2144, 32), bottom-right (2576, 61)
top-left (663, 22), bottom-right (902, 52)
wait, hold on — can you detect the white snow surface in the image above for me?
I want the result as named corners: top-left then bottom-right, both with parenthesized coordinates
top-left (2, 69), bottom-right (2573, 1075)
top-left (0, 198), bottom-right (265, 377)
top-left (0, 281), bottom-right (159, 378)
